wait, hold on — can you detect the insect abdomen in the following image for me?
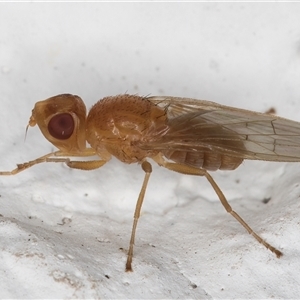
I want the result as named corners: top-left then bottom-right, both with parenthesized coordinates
top-left (163, 150), bottom-right (243, 171)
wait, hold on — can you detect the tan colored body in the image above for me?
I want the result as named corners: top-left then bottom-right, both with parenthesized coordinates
top-left (86, 95), bottom-right (243, 171)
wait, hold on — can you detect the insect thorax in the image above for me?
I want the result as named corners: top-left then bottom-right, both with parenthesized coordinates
top-left (86, 94), bottom-right (166, 163)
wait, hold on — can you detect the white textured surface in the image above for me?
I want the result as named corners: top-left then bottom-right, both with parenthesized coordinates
top-left (0, 3), bottom-right (300, 299)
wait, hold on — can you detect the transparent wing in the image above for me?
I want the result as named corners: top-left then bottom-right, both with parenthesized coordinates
top-left (141, 96), bottom-right (300, 162)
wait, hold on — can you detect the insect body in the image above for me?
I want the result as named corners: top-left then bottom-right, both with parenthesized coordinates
top-left (2, 94), bottom-right (300, 271)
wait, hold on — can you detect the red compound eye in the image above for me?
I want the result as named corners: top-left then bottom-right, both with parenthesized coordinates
top-left (48, 113), bottom-right (74, 140)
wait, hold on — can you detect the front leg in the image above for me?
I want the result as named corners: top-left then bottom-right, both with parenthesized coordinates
top-left (0, 152), bottom-right (60, 175)
top-left (0, 149), bottom-right (109, 175)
